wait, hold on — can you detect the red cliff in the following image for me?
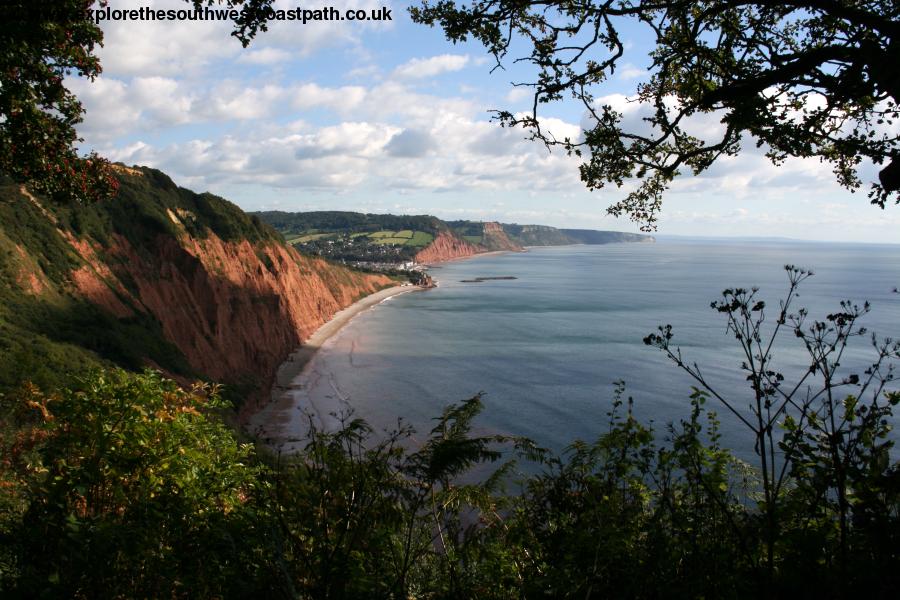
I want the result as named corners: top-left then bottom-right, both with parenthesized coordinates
top-left (99, 231), bottom-right (392, 406)
top-left (481, 221), bottom-right (523, 252)
top-left (414, 231), bottom-right (481, 263)
top-left (1, 168), bottom-right (393, 410)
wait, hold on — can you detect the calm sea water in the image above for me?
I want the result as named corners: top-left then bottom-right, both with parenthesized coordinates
top-left (301, 240), bottom-right (900, 457)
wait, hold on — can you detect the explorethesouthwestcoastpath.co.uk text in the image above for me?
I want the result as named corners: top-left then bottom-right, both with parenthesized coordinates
top-left (87, 4), bottom-right (392, 25)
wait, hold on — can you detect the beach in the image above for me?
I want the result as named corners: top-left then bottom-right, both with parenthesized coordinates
top-left (247, 250), bottom-right (522, 450)
top-left (246, 283), bottom-right (422, 449)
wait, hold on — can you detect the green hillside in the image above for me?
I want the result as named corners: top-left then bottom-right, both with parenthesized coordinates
top-left (561, 228), bottom-right (654, 244)
top-left (255, 211), bottom-right (654, 262)
top-left (0, 172), bottom-right (194, 393)
top-left (254, 210), bottom-right (446, 236)
top-left (0, 166), bottom-right (284, 395)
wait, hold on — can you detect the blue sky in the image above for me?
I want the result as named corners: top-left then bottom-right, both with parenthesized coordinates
top-left (72, 0), bottom-right (900, 242)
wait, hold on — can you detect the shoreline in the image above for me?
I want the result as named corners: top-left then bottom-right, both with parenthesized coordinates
top-left (275, 283), bottom-right (422, 392)
top-left (248, 249), bottom-right (521, 448)
top-left (246, 283), bottom-right (424, 447)
top-left (423, 248), bottom-right (523, 267)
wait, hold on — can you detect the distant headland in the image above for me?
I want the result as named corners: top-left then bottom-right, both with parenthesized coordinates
top-left (251, 210), bottom-right (654, 274)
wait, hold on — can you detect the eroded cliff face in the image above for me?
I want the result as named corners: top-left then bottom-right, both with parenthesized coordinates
top-left (100, 230), bottom-right (392, 399)
top-left (481, 222), bottom-right (523, 252)
top-left (0, 168), bottom-right (392, 407)
top-left (414, 231), bottom-right (480, 263)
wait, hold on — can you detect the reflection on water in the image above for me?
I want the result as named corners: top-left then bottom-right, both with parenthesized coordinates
top-left (274, 240), bottom-right (900, 459)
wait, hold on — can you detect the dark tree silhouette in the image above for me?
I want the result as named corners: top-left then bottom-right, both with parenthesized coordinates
top-left (411, 1), bottom-right (900, 229)
top-left (0, 0), bottom-right (275, 203)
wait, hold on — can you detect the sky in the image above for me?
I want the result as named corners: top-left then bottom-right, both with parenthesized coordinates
top-left (71, 0), bottom-right (900, 243)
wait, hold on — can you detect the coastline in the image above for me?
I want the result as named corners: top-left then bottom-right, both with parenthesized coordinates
top-left (422, 248), bottom-right (522, 267)
top-left (246, 283), bottom-right (422, 446)
top-left (248, 249), bottom-right (520, 448)
top-left (276, 284), bottom-right (421, 390)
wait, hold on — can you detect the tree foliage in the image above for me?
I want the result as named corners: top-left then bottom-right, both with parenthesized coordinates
top-left (0, 0), bottom-right (276, 204)
top-left (1, 1), bottom-right (117, 203)
top-left (411, 0), bottom-right (900, 229)
top-left (1, 274), bottom-right (899, 597)
top-left (0, 370), bottom-right (276, 597)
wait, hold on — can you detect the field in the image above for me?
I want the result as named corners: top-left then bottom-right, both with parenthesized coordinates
top-left (370, 230), bottom-right (433, 246)
top-left (409, 231), bottom-right (433, 246)
top-left (285, 232), bottom-right (331, 244)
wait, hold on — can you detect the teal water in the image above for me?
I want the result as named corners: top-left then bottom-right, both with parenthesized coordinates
top-left (302, 240), bottom-right (900, 455)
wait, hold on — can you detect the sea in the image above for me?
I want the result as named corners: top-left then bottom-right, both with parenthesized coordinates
top-left (293, 239), bottom-right (900, 460)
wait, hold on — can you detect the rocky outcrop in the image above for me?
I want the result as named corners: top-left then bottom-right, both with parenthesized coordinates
top-left (414, 231), bottom-right (480, 263)
top-left (414, 223), bottom-right (523, 263)
top-left (481, 221), bottom-right (523, 252)
top-left (102, 230), bottom-right (392, 404)
top-left (0, 168), bottom-right (392, 408)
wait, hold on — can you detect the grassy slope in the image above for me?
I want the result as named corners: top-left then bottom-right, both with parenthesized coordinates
top-left (256, 211), bottom-right (652, 253)
top-left (0, 166), bottom-right (300, 395)
top-left (0, 174), bottom-right (190, 392)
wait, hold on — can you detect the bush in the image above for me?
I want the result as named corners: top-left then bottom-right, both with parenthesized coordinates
top-left (1, 268), bottom-right (898, 598)
top-left (0, 370), bottom-right (279, 598)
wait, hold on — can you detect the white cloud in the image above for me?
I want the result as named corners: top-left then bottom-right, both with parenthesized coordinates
top-left (506, 87), bottom-right (533, 103)
top-left (73, 77), bottom-right (372, 141)
top-left (200, 82), bottom-right (290, 120)
top-left (392, 54), bottom-right (471, 79)
top-left (69, 75), bottom-right (195, 140)
top-left (291, 83), bottom-right (367, 113)
top-left (617, 63), bottom-right (646, 80)
top-left (94, 84), bottom-right (585, 195)
top-left (384, 129), bottom-right (436, 157)
top-left (237, 48), bottom-right (293, 65)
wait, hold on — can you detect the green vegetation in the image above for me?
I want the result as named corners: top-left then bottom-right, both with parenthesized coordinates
top-left (105, 167), bottom-right (278, 246)
top-left (0, 167), bottom-right (283, 397)
top-left (366, 230), bottom-right (429, 246)
top-left (371, 234), bottom-right (416, 245)
top-left (409, 231), bottom-right (434, 247)
top-left (1, 273), bottom-right (897, 598)
top-left (253, 211), bottom-right (447, 237)
top-left (291, 233), bottom-right (331, 243)
top-left (322, 230), bottom-right (434, 247)
top-left (411, 1), bottom-right (900, 229)
top-left (0, 370), bottom-right (270, 597)
top-left (255, 211), bottom-right (652, 265)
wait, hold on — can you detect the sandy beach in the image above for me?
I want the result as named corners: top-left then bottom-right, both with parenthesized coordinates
top-left (246, 283), bottom-right (422, 449)
top-left (248, 250), bottom-right (520, 450)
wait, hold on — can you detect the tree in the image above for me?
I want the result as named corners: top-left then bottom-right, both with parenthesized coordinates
top-left (644, 266), bottom-right (900, 593)
top-left (0, 0), bottom-right (275, 203)
top-left (0, 370), bottom-right (275, 597)
top-left (1, 0), bottom-right (115, 203)
top-left (410, 1), bottom-right (900, 230)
